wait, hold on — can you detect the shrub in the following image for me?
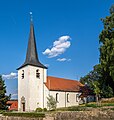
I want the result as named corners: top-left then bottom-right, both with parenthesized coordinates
top-left (110, 108), bottom-right (114, 111)
top-left (47, 95), bottom-right (57, 110)
top-left (0, 110), bottom-right (6, 114)
top-left (43, 108), bottom-right (47, 112)
top-left (35, 108), bottom-right (43, 112)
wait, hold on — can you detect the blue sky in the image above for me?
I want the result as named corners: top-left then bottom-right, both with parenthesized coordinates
top-left (0, 0), bottom-right (113, 99)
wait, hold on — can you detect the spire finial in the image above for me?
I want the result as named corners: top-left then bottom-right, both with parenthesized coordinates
top-left (30, 12), bottom-right (33, 22)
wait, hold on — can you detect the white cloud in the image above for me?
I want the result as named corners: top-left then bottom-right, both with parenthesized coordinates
top-left (43, 35), bottom-right (71, 58)
top-left (2, 72), bottom-right (18, 80)
top-left (45, 64), bottom-right (50, 67)
top-left (57, 58), bottom-right (71, 62)
top-left (11, 93), bottom-right (18, 97)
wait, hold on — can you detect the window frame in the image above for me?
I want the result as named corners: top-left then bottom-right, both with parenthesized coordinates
top-left (36, 69), bottom-right (40, 79)
top-left (22, 70), bottom-right (24, 79)
top-left (67, 93), bottom-right (69, 102)
top-left (56, 93), bottom-right (59, 103)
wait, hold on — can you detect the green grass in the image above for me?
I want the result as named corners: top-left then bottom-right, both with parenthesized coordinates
top-left (85, 104), bottom-right (99, 108)
top-left (57, 106), bottom-right (86, 111)
top-left (102, 103), bottom-right (114, 106)
top-left (3, 112), bottom-right (45, 118)
top-left (82, 102), bottom-right (114, 108)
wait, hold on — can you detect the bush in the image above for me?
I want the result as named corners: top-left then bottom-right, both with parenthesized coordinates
top-left (43, 108), bottom-right (47, 112)
top-left (111, 108), bottom-right (114, 111)
top-left (35, 108), bottom-right (43, 112)
top-left (0, 110), bottom-right (6, 114)
top-left (47, 95), bottom-right (57, 110)
top-left (3, 112), bottom-right (45, 118)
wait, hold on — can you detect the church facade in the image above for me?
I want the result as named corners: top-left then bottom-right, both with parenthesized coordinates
top-left (17, 19), bottom-right (94, 112)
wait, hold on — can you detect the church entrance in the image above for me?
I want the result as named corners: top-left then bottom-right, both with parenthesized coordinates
top-left (21, 96), bottom-right (25, 111)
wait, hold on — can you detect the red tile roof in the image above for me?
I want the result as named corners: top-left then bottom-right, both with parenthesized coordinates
top-left (45, 76), bottom-right (84, 92)
top-left (7, 100), bottom-right (18, 111)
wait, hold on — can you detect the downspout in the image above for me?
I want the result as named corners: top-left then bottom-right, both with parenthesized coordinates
top-left (65, 92), bottom-right (66, 107)
top-left (43, 68), bottom-right (44, 108)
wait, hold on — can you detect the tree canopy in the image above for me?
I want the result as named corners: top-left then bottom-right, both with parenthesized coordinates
top-left (80, 5), bottom-right (114, 98)
top-left (99, 4), bottom-right (114, 94)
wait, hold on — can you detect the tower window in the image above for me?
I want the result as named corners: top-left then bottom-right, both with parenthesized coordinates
top-left (36, 69), bottom-right (40, 78)
top-left (56, 93), bottom-right (59, 102)
top-left (67, 93), bottom-right (69, 102)
top-left (22, 70), bottom-right (24, 79)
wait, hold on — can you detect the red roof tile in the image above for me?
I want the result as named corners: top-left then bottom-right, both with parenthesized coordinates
top-left (7, 100), bottom-right (18, 111)
top-left (45, 76), bottom-right (84, 92)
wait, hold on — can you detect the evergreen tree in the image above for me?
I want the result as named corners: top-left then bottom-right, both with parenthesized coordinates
top-left (99, 5), bottom-right (114, 94)
top-left (0, 75), bottom-right (10, 110)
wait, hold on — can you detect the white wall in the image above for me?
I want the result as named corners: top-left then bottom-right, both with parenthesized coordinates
top-left (18, 65), bottom-right (47, 111)
top-left (49, 91), bottom-right (80, 108)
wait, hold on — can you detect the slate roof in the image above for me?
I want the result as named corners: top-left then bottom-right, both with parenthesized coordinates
top-left (45, 76), bottom-right (84, 92)
top-left (17, 21), bottom-right (47, 70)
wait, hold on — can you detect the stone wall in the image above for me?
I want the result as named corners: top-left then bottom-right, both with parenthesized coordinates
top-left (55, 109), bottom-right (114, 120)
top-left (0, 109), bottom-right (114, 120)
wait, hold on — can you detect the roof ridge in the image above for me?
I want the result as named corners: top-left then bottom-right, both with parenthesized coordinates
top-left (47, 76), bottom-right (79, 82)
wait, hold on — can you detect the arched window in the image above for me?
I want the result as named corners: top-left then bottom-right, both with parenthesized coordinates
top-left (67, 93), bottom-right (69, 102)
top-left (22, 70), bottom-right (24, 79)
top-left (56, 93), bottom-right (59, 102)
top-left (76, 94), bottom-right (79, 102)
top-left (36, 69), bottom-right (40, 78)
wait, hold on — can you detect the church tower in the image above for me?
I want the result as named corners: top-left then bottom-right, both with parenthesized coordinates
top-left (17, 16), bottom-right (47, 111)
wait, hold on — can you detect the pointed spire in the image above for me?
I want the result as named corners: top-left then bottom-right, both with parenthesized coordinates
top-left (17, 13), bottom-right (47, 70)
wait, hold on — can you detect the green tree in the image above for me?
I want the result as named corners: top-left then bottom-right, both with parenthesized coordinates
top-left (99, 5), bottom-right (114, 94)
top-left (0, 75), bottom-right (10, 110)
top-left (93, 81), bottom-right (101, 106)
top-left (80, 64), bottom-right (113, 98)
top-left (47, 95), bottom-right (57, 110)
top-left (80, 64), bottom-right (102, 90)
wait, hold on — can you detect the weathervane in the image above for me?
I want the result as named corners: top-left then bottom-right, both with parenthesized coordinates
top-left (30, 12), bottom-right (33, 21)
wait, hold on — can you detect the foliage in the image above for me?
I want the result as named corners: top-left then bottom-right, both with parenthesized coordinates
top-left (0, 75), bottom-right (10, 110)
top-left (93, 81), bottom-right (101, 105)
top-left (0, 110), bottom-right (6, 114)
top-left (80, 5), bottom-right (114, 98)
top-left (93, 81), bottom-right (101, 95)
top-left (3, 112), bottom-right (45, 118)
top-left (35, 107), bottom-right (43, 112)
top-left (99, 4), bottom-right (114, 95)
top-left (43, 108), bottom-right (47, 112)
top-left (47, 95), bottom-right (57, 110)
top-left (80, 64), bottom-right (102, 90)
top-left (101, 85), bottom-right (113, 98)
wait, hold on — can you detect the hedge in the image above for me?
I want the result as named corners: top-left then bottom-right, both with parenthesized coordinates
top-left (3, 112), bottom-right (45, 118)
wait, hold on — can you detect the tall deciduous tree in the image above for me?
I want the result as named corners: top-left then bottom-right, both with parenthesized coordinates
top-left (99, 5), bottom-right (114, 94)
top-left (0, 75), bottom-right (10, 110)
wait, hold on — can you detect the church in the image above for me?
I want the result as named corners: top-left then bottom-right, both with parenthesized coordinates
top-left (17, 18), bottom-right (94, 112)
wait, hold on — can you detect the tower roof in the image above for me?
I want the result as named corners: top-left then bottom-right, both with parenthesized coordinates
top-left (17, 19), bottom-right (47, 70)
